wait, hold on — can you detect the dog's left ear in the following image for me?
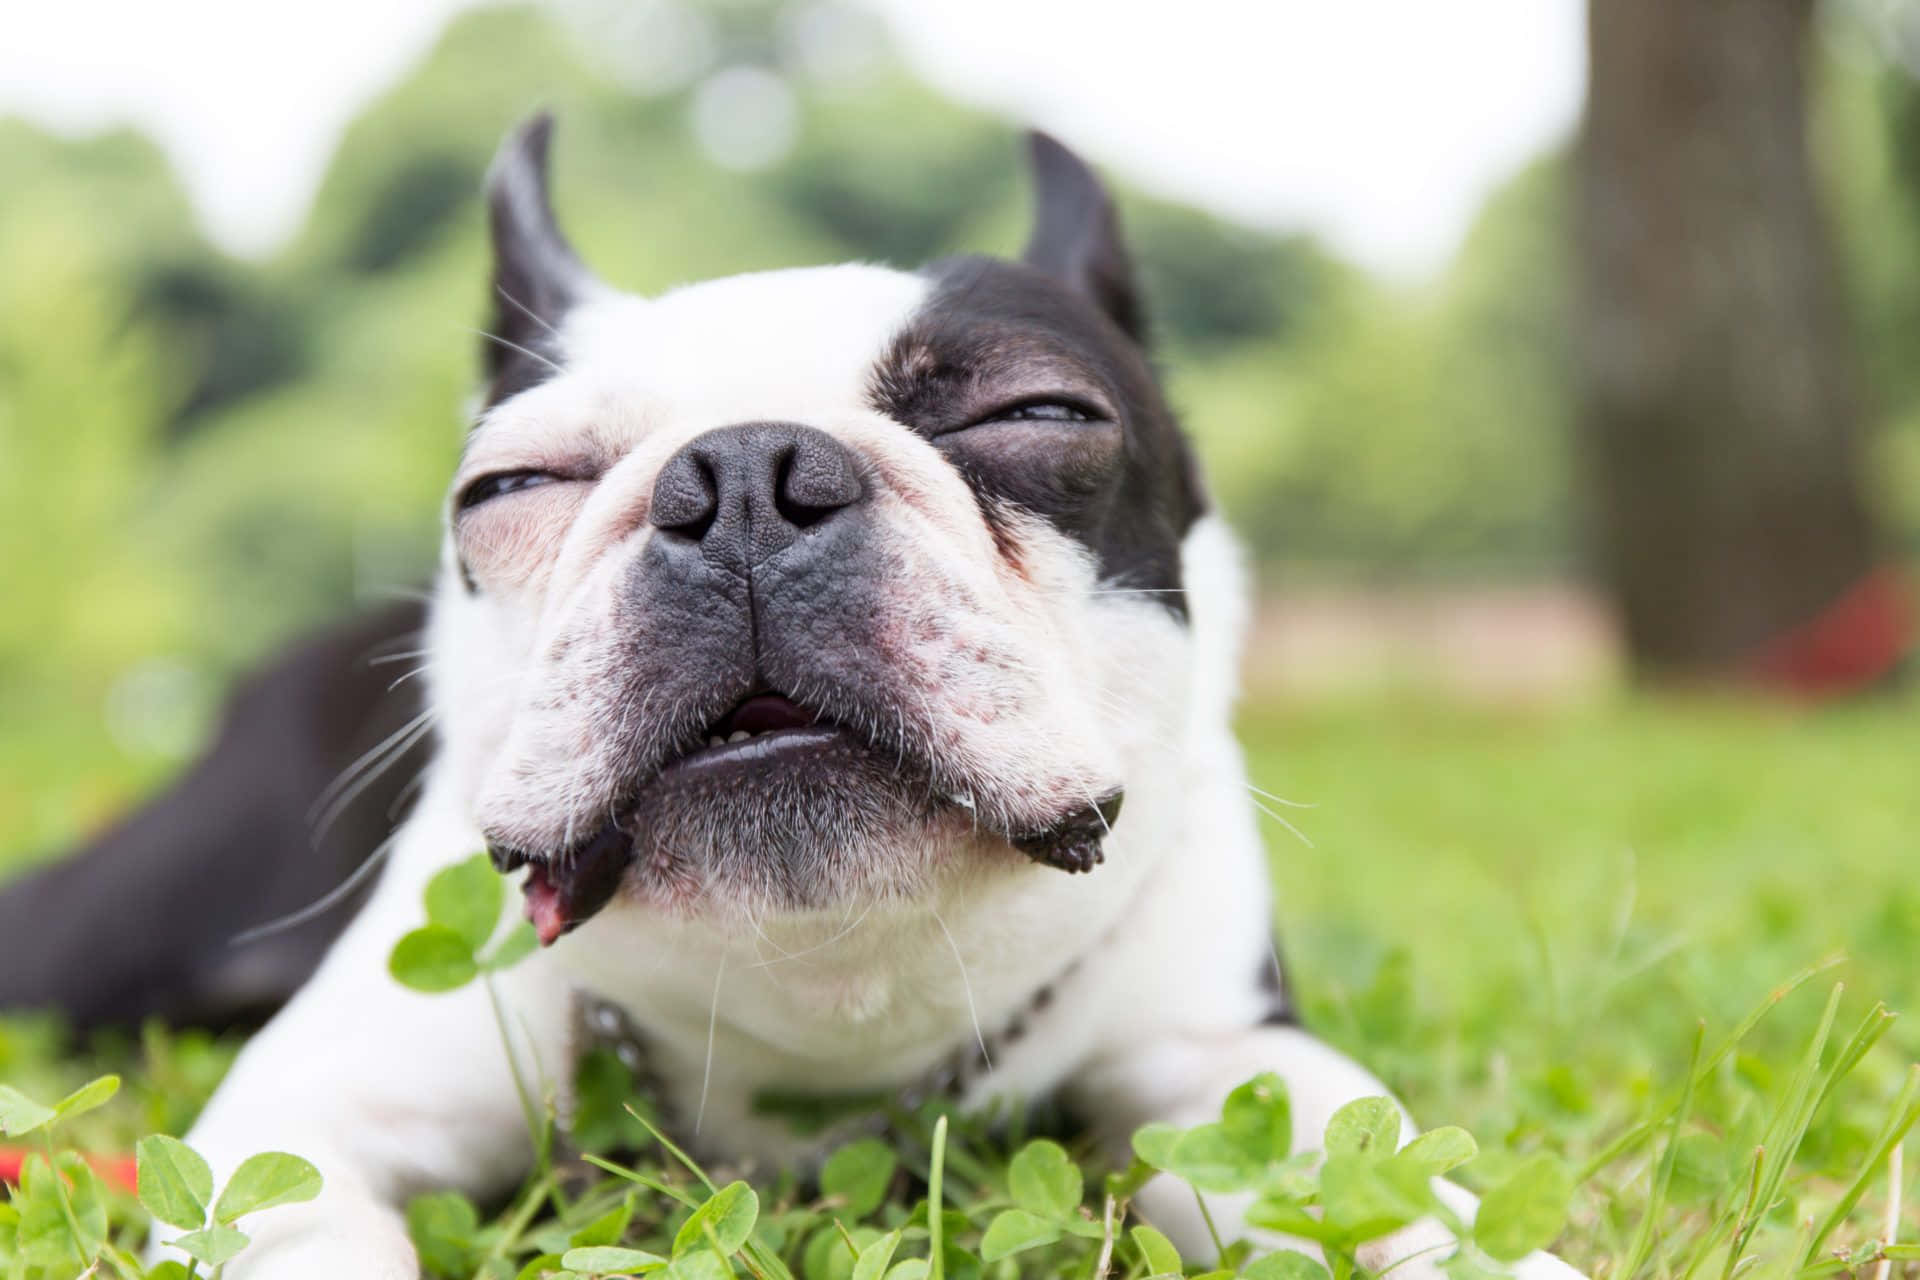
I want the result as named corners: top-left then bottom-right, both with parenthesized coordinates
top-left (1022, 131), bottom-right (1143, 341)
top-left (482, 111), bottom-right (595, 406)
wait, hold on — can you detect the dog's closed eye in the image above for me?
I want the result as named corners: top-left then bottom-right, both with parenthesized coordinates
top-left (458, 469), bottom-right (565, 510)
top-left (453, 467), bottom-right (595, 593)
top-left (975, 398), bottom-right (1104, 426)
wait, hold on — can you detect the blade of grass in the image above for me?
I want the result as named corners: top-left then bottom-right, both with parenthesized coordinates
top-left (1873, 1143), bottom-right (1903, 1280)
top-left (583, 1150), bottom-right (793, 1280)
top-left (1802, 1066), bottom-right (1920, 1262)
top-left (619, 1104), bottom-right (795, 1280)
top-left (883, 1102), bottom-right (991, 1196)
top-left (483, 1169), bottom-right (558, 1269)
top-left (582, 1153), bottom-right (703, 1208)
top-left (625, 1103), bottom-right (718, 1194)
top-left (929, 1114), bottom-right (948, 1280)
top-left (1621, 1021), bottom-right (1706, 1279)
top-left (1724, 985), bottom-right (1847, 1276)
top-left (485, 975), bottom-right (553, 1173)
top-left (1809, 1005), bottom-right (1896, 1120)
top-left (1681, 1146), bottom-right (1761, 1280)
top-left (1581, 960), bottom-right (1841, 1181)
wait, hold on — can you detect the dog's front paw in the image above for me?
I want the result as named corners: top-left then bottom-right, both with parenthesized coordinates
top-left (1501, 1251), bottom-right (1590, 1280)
top-left (152, 1199), bottom-right (418, 1280)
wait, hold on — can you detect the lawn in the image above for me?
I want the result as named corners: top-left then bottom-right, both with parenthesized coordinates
top-left (3, 692), bottom-right (1918, 1277)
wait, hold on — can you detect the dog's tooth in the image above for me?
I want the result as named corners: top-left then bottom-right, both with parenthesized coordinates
top-left (708, 736), bottom-right (724, 748)
top-left (727, 730), bottom-right (750, 743)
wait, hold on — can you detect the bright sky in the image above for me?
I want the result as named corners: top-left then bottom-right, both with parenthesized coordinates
top-left (0, 0), bottom-right (1586, 279)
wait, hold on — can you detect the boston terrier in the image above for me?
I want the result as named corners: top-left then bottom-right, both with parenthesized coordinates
top-left (147, 116), bottom-right (1582, 1279)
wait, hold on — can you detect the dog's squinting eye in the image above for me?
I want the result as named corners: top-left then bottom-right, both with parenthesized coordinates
top-left (458, 470), bottom-right (561, 511)
top-left (981, 399), bottom-right (1100, 426)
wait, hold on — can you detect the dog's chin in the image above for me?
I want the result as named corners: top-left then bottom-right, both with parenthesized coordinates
top-left (489, 698), bottom-right (951, 941)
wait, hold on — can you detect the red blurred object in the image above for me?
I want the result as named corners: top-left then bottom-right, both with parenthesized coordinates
top-left (1745, 566), bottom-right (1913, 697)
top-left (0, 1145), bottom-right (139, 1194)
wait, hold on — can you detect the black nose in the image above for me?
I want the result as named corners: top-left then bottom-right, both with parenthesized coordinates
top-left (649, 423), bottom-right (864, 565)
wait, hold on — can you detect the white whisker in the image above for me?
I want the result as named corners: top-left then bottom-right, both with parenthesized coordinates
top-left (1244, 781), bottom-right (1315, 810)
top-left (1075, 779), bottom-right (1114, 836)
top-left (471, 328), bottom-right (563, 376)
top-left (387, 664), bottom-right (433, 693)
top-left (308, 707), bottom-right (436, 827)
top-left (387, 760), bottom-right (431, 821)
top-left (748, 901), bottom-right (876, 970)
top-left (930, 906), bottom-right (992, 1072)
top-left (694, 946), bottom-right (728, 1135)
top-left (310, 712), bottom-right (437, 846)
top-left (494, 285), bottom-right (561, 338)
top-left (229, 832), bottom-right (400, 946)
top-left (1248, 796), bottom-right (1314, 848)
top-left (367, 647), bottom-right (432, 668)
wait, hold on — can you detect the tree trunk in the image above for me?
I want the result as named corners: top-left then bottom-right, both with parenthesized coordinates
top-left (1577, 0), bottom-right (1884, 682)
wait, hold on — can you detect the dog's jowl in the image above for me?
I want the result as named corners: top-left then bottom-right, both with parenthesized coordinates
top-left (158, 118), bottom-right (1583, 1279)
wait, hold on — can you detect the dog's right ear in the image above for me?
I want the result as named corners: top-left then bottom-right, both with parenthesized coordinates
top-left (482, 112), bottom-right (594, 407)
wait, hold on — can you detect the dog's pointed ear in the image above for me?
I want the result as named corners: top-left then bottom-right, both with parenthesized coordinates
top-left (482, 112), bottom-right (593, 406)
top-left (1021, 131), bottom-right (1143, 341)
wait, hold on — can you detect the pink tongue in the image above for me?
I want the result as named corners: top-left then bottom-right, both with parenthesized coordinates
top-left (523, 866), bottom-right (572, 946)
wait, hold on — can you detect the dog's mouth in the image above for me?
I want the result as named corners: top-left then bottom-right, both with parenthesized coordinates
top-left (489, 690), bottom-right (859, 944)
top-left (486, 690), bottom-right (1124, 946)
top-left (661, 691), bottom-right (838, 775)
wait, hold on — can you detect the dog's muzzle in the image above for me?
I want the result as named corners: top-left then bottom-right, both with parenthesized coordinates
top-left (481, 420), bottom-right (1124, 941)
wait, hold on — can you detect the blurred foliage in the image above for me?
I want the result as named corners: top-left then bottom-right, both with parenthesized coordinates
top-left (5, 2), bottom-right (1920, 854)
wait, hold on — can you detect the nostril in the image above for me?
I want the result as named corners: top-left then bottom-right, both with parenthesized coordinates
top-left (776, 440), bottom-right (862, 529)
top-left (772, 449), bottom-right (823, 529)
top-left (650, 454), bottom-right (718, 540)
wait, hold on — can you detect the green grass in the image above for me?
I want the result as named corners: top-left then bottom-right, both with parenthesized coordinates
top-left (1244, 695), bottom-right (1920, 1094)
top-left (1237, 695), bottom-right (1920, 1271)
top-left (4, 693), bottom-right (1920, 1277)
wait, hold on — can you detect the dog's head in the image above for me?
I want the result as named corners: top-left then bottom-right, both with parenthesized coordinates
top-left (429, 115), bottom-right (1211, 942)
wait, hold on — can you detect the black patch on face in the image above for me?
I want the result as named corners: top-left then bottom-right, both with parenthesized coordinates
top-left (869, 255), bottom-right (1207, 616)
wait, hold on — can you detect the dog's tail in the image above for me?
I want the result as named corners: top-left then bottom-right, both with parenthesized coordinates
top-left (0, 600), bottom-right (431, 1030)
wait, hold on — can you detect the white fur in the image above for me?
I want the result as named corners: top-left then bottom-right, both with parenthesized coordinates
top-left (167, 264), bottom-right (1585, 1280)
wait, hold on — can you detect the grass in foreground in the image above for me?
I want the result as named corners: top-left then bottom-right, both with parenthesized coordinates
top-left (4, 693), bottom-right (1920, 1276)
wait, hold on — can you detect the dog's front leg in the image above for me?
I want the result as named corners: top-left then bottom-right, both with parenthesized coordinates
top-left (154, 858), bottom-right (573, 1279)
top-left (1069, 1024), bottom-right (1584, 1280)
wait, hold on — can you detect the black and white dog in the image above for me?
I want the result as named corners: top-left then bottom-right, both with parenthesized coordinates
top-left (127, 118), bottom-right (1579, 1278)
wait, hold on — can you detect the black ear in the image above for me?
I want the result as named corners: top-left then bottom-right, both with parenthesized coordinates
top-left (482, 112), bottom-right (593, 406)
top-left (1021, 131), bottom-right (1143, 341)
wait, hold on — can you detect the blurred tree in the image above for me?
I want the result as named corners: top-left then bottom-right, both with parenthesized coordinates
top-left (1577, 0), bottom-right (1895, 685)
top-left (340, 151), bottom-right (480, 274)
top-left (1133, 207), bottom-right (1339, 355)
top-left (134, 260), bottom-right (309, 438)
top-left (774, 76), bottom-right (1016, 265)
